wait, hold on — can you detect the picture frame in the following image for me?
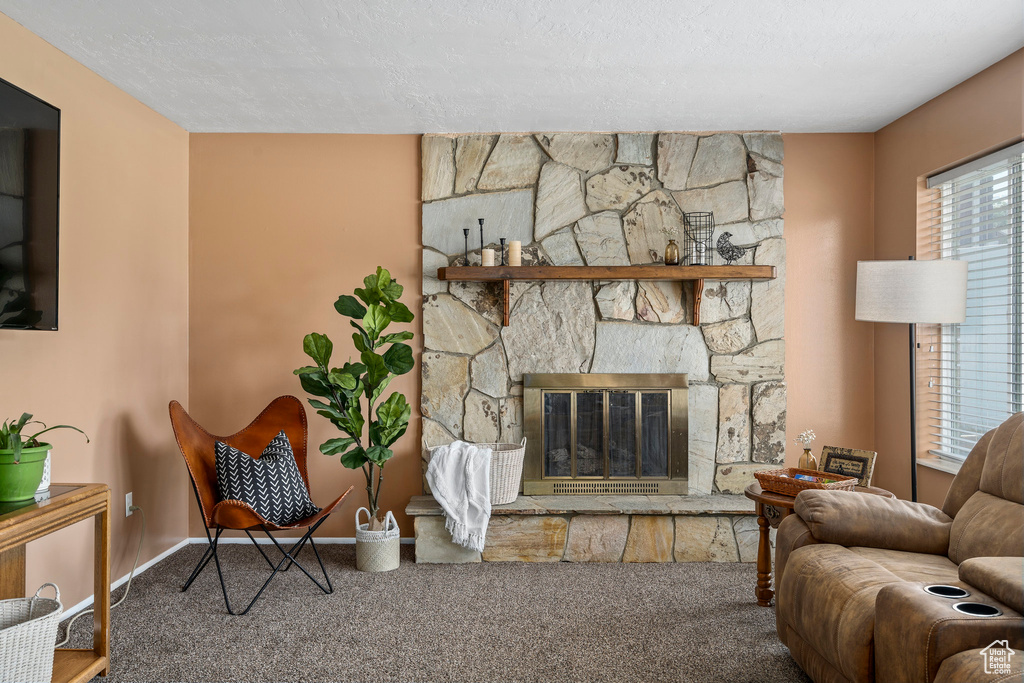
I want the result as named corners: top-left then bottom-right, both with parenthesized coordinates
top-left (819, 446), bottom-right (877, 487)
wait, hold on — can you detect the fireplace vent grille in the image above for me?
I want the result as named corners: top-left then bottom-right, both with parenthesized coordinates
top-left (552, 481), bottom-right (662, 495)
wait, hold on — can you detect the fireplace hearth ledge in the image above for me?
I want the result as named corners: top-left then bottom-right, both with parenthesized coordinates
top-left (407, 494), bottom-right (769, 564)
top-left (406, 493), bottom-right (753, 516)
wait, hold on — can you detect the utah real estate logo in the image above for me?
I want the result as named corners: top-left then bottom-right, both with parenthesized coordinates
top-left (980, 640), bottom-right (1015, 676)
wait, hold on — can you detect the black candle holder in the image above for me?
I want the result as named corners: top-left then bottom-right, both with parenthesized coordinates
top-left (463, 229), bottom-right (470, 265)
top-left (499, 238), bottom-right (506, 266)
top-left (478, 218), bottom-right (485, 260)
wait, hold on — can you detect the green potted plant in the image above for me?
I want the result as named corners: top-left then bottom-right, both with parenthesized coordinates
top-left (295, 267), bottom-right (414, 571)
top-left (0, 414), bottom-right (88, 502)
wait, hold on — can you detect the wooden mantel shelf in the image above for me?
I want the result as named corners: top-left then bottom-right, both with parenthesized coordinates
top-left (437, 265), bottom-right (776, 326)
top-left (438, 265), bottom-right (775, 282)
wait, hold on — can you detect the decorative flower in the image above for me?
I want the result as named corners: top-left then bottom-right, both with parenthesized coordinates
top-left (661, 223), bottom-right (678, 238)
top-left (794, 429), bottom-right (816, 447)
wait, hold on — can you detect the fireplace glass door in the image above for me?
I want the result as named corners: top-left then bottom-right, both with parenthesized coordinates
top-left (541, 389), bottom-right (671, 480)
top-left (544, 389), bottom-right (671, 481)
top-left (526, 373), bottom-right (688, 495)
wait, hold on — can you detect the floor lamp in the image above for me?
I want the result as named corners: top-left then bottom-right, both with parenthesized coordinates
top-left (855, 258), bottom-right (968, 502)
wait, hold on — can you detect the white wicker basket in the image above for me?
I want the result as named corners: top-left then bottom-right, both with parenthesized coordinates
top-left (428, 438), bottom-right (526, 505)
top-left (0, 583), bottom-right (62, 683)
top-left (354, 508), bottom-right (400, 572)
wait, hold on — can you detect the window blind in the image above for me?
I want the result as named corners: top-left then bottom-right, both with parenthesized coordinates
top-left (918, 144), bottom-right (1023, 462)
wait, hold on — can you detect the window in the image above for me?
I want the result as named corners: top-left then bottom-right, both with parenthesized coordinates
top-left (921, 144), bottom-right (1023, 462)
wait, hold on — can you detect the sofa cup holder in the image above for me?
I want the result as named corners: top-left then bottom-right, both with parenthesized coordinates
top-left (924, 585), bottom-right (970, 599)
top-left (952, 602), bottom-right (1002, 618)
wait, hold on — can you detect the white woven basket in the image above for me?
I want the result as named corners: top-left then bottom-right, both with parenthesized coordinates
top-left (428, 438), bottom-right (526, 505)
top-left (355, 508), bottom-right (400, 572)
top-left (0, 583), bottom-right (63, 683)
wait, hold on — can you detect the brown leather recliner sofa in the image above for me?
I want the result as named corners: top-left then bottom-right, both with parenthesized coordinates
top-left (775, 412), bottom-right (1024, 683)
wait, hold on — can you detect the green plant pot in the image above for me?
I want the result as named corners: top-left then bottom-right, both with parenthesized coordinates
top-left (0, 444), bottom-right (51, 502)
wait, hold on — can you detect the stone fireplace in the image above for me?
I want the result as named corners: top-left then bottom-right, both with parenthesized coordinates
top-left (419, 131), bottom-right (787, 499)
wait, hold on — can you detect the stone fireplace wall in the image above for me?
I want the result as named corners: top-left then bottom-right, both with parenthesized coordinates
top-left (420, 132), bottom-right (786, 495)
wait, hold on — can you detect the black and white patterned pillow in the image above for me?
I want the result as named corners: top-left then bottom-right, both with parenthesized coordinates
top-left (215, 431), bottom-right (320, 526)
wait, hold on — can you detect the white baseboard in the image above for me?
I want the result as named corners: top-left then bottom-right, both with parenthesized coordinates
top-left (60, 535), bottom-right (414, 621)
top-left (189, 536), bottom-right (414, 545)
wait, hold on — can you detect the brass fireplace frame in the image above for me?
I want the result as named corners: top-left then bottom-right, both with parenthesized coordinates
top-left (523, 373), bottom-right (688, 495)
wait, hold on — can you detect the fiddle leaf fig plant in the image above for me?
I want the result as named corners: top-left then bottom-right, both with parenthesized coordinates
top-left (295, 267), bottom-right (414, 520)
top-left (1, 413), bottom-right (89, 462)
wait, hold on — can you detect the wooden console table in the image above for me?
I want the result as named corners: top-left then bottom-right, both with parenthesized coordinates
top-left (743, 481), bottom-right (894, 607)
top-left (0, 483), bottom-right (111, 682)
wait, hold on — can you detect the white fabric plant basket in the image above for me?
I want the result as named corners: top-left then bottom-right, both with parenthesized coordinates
top-left (0, 583), bottom-right (63, 683)
top-left (354, 507), bottom-right (400, 572)
top-left (428, 438), bottom-right (526, 505)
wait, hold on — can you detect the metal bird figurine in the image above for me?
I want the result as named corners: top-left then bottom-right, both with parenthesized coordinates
top-left (716, 231), bottom-right (746, 265)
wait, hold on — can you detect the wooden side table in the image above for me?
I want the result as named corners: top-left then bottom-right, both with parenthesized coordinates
top-left (743, 481), bottom-right (894, 607)
top-left (0, 483), bottom-right (111, 682)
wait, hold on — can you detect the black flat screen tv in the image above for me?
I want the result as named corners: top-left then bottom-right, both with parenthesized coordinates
top-left (0, 76), bottom-right (59, 330)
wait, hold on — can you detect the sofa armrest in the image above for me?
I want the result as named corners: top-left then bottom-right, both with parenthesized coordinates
top-left (794, 489), bottom-right (952, 554)
top-left (935, 648), bottom-right (1024, 683)
top-left (960, 556), bottom-right (1024, 614)
top-left (875, 582), bottom-right (1024, 683)
top-left (774, 514), bottom-right (819, 591)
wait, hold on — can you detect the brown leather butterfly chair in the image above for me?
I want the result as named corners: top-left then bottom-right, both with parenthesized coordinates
top-left (169, 396), bottom-right (352, 615)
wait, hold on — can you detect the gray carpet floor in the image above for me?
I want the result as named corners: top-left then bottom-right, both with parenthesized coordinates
top-left (66, 544), bottom-right (810, 683)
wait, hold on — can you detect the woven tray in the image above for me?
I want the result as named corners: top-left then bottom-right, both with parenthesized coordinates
top-left (754, 467), bottom-right (857, 497)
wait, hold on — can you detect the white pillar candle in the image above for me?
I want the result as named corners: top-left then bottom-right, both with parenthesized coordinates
top-left (481, 248), bottom-right (495, 266)
top-left (508, 240), bottom-right (522, 266)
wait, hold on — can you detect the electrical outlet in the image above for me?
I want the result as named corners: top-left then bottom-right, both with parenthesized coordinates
top-left (125, 492), bottom-right (133, 517)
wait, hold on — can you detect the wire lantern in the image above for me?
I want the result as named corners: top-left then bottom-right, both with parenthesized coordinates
top-left (683, 212), bottom-right (715, 266)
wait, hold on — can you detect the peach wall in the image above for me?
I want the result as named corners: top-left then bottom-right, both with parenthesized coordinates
top-left (187, 134), bottom-right (421, 537)
top-left (873, 49), bottom-right (1023, 504)
top-left (0, 13), bottom-right (190, 608)
top-left (782, 134), bottom-right (876, 463)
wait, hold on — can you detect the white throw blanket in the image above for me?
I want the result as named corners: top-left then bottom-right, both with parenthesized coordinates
top-left (426, 441), bottom-right (491, 551)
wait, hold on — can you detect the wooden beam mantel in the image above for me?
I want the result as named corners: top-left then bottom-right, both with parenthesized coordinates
top-left (436, 265), bottom-right (776, 326)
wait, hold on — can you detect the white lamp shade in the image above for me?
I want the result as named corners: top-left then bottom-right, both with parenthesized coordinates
top-left (855, 260), bottom-right (968, 324)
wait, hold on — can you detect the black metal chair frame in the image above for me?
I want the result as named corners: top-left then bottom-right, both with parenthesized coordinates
top-left (181, 480), bottom-right (333, 616)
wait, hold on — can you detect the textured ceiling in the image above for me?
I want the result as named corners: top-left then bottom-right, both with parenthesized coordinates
top-left (1, 0), bottom-right (1021, 133)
